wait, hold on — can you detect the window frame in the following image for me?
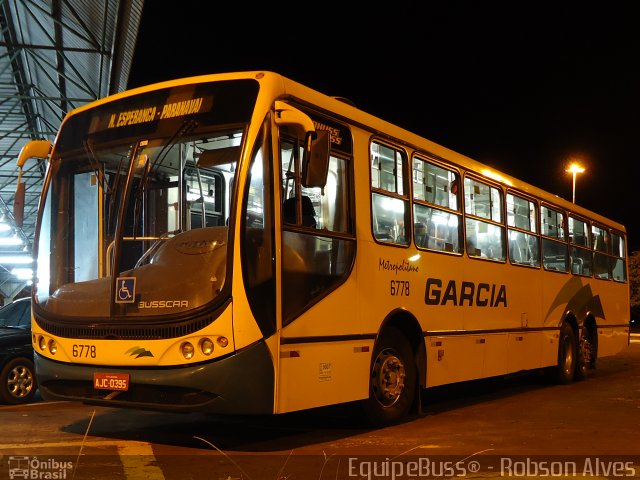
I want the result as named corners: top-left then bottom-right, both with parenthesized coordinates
top-left (540, 203), bottom-right (569, 273)
top-left (369, 139), bottom-right (410, 246)
top-left (463, 174), bottom-right (506, 262)
top-left (506, 191), bottom-right (540, 268)
top-left (411, 153), bottom-right (463, 254)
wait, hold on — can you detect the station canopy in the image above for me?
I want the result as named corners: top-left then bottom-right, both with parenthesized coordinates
top-left (0, 0), bottom-right (144, 299)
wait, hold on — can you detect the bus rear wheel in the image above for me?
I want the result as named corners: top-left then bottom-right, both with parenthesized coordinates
top-left (362, 328), bottom-right (417, 426)
top-left (554, 323), bottom-right (577, 384)
top-left (576, 326), bottom-right (595, 381)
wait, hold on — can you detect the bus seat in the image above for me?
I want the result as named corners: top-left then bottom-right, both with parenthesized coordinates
top-left (300, 195), bottom-right (317, 228)
top-left (509, 240), bottom-right (522, 264)
top-left (283, 196), bottom-right (317, 228)
top-left (571, 257), bottom-right (583, 275)
top-left (283, 197), bottom-right (296, 225)
top-left (414, 222), bottom-right (427, 247)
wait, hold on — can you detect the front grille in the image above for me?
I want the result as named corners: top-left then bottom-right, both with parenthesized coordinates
top-left (36, 315), bottom-right (213, 339)
top-left (33, 300), bottom-right (230, 340)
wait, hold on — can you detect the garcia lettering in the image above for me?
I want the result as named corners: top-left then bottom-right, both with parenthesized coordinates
top-left (424, 278), bottom-right (507, 307)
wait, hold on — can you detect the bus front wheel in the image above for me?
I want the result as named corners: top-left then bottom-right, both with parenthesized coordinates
top-left (362, 328), bottom-right (417, 426)
top-left (554, 323), bottom-right (577, 384)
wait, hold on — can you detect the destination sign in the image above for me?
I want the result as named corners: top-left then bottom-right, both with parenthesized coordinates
top-left (90, 94), bottom-right (213, 133)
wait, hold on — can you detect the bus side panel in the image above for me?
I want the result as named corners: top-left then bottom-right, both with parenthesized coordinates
top-left (506, 331), bottom-right (544, 372)
top-left (482, 333), bottom-right (509, 377)
top-left (597, 327), bottom-right (630, 357)
top-left (593, 280), bottom-right (631, 358)
top-left (540, 272), bottom-right (630, 360)
top-left (541, 329), bottom-right (560, 367)
top-left (426, 335), bottom-right (493, 386)
top-left (276, 273), bottom-right (367, 413)
top-left (276, 339), bottom-right (372, 413)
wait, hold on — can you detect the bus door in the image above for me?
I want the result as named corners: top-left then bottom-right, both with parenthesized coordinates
top-left (273, 105), bottom-right (366, 412)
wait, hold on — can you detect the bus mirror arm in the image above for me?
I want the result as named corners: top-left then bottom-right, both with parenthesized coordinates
top-left (274, 101), bottom-right (330, 188)
top-left (274, 101), bottom-right (315, 134)
top-left (16, 139), bottom-right (52, 169)
top-left (14, 139), bottom-right (52, 227)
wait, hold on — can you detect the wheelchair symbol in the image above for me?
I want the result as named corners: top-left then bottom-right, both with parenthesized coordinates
top-left (115, 277), bottom-right (136, 303)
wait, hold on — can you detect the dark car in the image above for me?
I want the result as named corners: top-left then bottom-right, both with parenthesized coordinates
top-left (0, 297), bottom-right (37, 404)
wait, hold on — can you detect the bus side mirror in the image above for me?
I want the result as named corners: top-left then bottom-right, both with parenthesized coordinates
top-left (14, 139), bottom-right (52, 227)
top-left (302, 130), bottom-right (330, 188)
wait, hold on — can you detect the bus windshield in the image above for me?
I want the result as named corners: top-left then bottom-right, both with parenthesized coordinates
top-left (34, 79), bottom-right (259, 319)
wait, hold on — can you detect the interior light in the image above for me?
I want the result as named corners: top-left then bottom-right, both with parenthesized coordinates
top-left (0, 255), bottom-right (33, 264)
top-left (186, 191), bottom-right (216, 204)
top-left (0, 236), bottom-right (23, 246)
top-left (11, 268), bottom-right (32, 280)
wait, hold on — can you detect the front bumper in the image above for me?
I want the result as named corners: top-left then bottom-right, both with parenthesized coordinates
top-left (35, 340), bottom-right (275, 414)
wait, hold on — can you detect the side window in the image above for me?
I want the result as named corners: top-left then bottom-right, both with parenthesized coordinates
top-left (371, 141), bottom-right (409, 245)
top-left (592, 224), bottom-right (611, 279)
top-left (506, 193), bottom-right (540, 267)
top-left (412, 156), bottom-right (461, 253)
top-left (464, 177), bottom-right (505, 261)
top-left (280, 122), bottom-right (355, 325)
top-left (541, 205), bottom-right (565, 239)
top-left (541, 205), bottom-right (568, 272)
top-left (610, 231), bottom-right (627, 282)
top-left (568, 216), bottom-right (592, 276)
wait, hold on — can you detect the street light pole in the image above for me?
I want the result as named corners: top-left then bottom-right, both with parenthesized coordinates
top-left (567, 162), bottom-right (585, 204)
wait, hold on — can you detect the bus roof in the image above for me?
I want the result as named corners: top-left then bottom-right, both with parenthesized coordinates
top-left (61, 70), bottom-right (625, 233)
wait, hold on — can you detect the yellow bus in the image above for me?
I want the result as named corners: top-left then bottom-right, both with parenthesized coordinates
top-left (17, 71), bottom-right (630, 425)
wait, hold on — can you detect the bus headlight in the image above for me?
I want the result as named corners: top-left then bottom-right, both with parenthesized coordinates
top-left (180, 342), bottom-right (195, 359)
top-left (38, 335), bottom-right (47, 351)
top-left (48, 339), bottom-right (57, 355)
top-left (200, 338), bottom-right (214, 356)
top-left (217, 336), bottom-right (229, 348)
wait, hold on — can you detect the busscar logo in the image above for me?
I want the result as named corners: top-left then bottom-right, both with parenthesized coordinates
top-left (138, 299), bottom-right (188, 309)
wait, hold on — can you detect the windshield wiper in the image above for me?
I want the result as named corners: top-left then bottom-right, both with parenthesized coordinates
top-left (131, 118), bottom-right (198, 237)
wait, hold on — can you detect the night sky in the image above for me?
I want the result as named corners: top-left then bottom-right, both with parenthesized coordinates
top-left (129, 2), bottom-right (640, 252)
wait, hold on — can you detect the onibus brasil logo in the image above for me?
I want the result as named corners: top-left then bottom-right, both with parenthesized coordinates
top-left (7, 456), bottom-right (73, 479)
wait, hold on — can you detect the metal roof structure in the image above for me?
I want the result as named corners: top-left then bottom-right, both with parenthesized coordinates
top-left (0, 0), bottom-right (144, 300)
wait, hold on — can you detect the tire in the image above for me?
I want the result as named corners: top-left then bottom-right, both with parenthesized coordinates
top-left (361, 328), bottom-right (417, 426)
top-left (554, 323), bottom-right (577, 384)
top-left (0, 357), bottom-right (37, 404)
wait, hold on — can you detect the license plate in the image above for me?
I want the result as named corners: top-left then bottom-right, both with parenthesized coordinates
top-left (93, 372), bottom-right (130, 391)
